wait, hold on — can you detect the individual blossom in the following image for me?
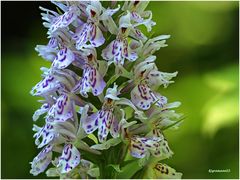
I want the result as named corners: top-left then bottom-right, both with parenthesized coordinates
top-left (72, 48), bottom-right (106, 97)
top-left (146, 101), bottom-right (183, 131)
top-left (49, 5), bottom-right (81, 33)
top-left (129, 131), bottom-right (173, 159)
top-left (101, 13), bottom-right (139, 66)
top-left (57, 144), bottom-right (81, 173)
top-left (82, 84), bottom-right (145, 142)
top-left (122, 1), bottom-right (156, 32)
top-left (137, 34), bottom-right (171, 59)
top-left (73, 1), bottom-right (120, 49)
top-left (121, 1), bottom-right (155, 42)
top-left (130, 56), bottom-right (178, 110)
top-left (30, 67), bottom-right (80, 97)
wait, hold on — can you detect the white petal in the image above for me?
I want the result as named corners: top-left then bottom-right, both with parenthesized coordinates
top-left (30, 145), bottom-right (53, 176)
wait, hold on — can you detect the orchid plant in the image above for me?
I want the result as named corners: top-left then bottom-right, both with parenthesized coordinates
top-left (30, 1), bottom-right (183, 179)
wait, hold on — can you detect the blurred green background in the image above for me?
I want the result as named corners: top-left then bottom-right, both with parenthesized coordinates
top-left (1, 1), bottom-right (239, 179)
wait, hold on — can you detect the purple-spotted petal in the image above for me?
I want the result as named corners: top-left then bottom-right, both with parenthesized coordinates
top-left (89, 24), bottom-right (105, 47)
top-left (84, 109), bottom-right (115, 142)
top-left (102, 39), bottom-right (124, 65)
top-left (52, 48), bottom-right (75, 69)
top-left (113, 40), bottom-right (124, 65)
top-left (130, 136), bottom-right (148, 158)
top-left (30, 144), bottom-right (53, 176)
top-left (82, 112), bottom-right (99, 134)
top-left (131, 27), bottom-right (147, 42)
top-left (147, 70), bottom-right (178, 88)
top-left (30, 75), bottom-right (63, 96)
top-left (125, 49), bottom-right (138, 62)
top-left (101, 40), bottom-right (115, 61)
top-left (130, 11), bottom-right (144, 23)
top-left (131, 84), bottom-right (157, 110)
top-left (57, 144), bottom-right (80, 173)
top-left (33, 103), bottom-right (51, 121)
top-left (130, 136), bottom-right (168, 159)
top-left (73, 23), bottom-right (91, 49)
top-left (48, 37), bottom-right (58, 48)
top-left (122, 39), bottom-right (138, 61)
top-left (33, 123), bottom-right (55, 148)
top-left (98, 110), bottom-right (114, 142)
top-left (50, 6), bottom-right (80, 33)
top-left (73, 65), bottom-right (106, 97)
top-left (110, 116), bottom-right (119, 138)
top-left (46, 94), bottom-right (74, 122)
top-left (154, 93), bottom-right (168, 108)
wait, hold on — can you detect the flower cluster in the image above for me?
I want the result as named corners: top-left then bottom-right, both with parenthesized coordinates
top-left (30, 1), bottom-right (182, 179)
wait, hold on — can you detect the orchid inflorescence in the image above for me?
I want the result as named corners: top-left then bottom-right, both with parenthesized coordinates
top-left (30, 1), bottom-right (183, 179)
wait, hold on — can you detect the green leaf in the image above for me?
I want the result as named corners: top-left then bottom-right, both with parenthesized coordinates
top-left (98, 60), bottom-right (108, 77)
top-left (87, 134), bottom-right (98, 144)
top-left (161, 117), bottom-right (185, 131)
top-left (107, 164), bottom-right (123, 173)
top-left (87, 167), bottom-right (100, 178)
top-left (106, 74), bottom-right (119, 88)
top-left (116, 160), bottom-right (142, 179)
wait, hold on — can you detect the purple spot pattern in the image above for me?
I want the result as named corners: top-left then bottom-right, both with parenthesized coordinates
top-left (131, 83), bottom-right (156, 110)
top-left (102, 38), bottom-right (138, 65)
top-left (73, 64), bottom-right (106, 97)
top-left (34, 123), bottom-right (55, 148)
top-left (47, 37), bottom-right (58, 48)
top-left (58, 144), bottom-right (80, 173)
top-left (50, 6), bottom-right (79, 33)
top-left (130, 136), bottom-right (163, 158)
top-left (33, 103), bottom-right (51, 121)
top-left (73, 22), bottom-right (105, 49)
top-left (130, 12), bottom-right (144, 23)
top-left (131, 83), bottom-right (167, 110)
top-left (36, 144), bottom-right (53, 160)
top-left (32, 75), bottom-right (61, 96)
top-left (52, 48), bottom-right (75, 69)
top-left (46, 94), bottom-right (73, 122)
top-left (31, 144), bottom-right (53, 175)
top-left (83, 108), bottom-right (119, 142)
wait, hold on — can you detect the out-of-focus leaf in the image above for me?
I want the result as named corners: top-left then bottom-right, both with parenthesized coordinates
top-left (107, 164), bottom-right (123, 173)
top-left (116, 160), bottom-right (142, 179)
